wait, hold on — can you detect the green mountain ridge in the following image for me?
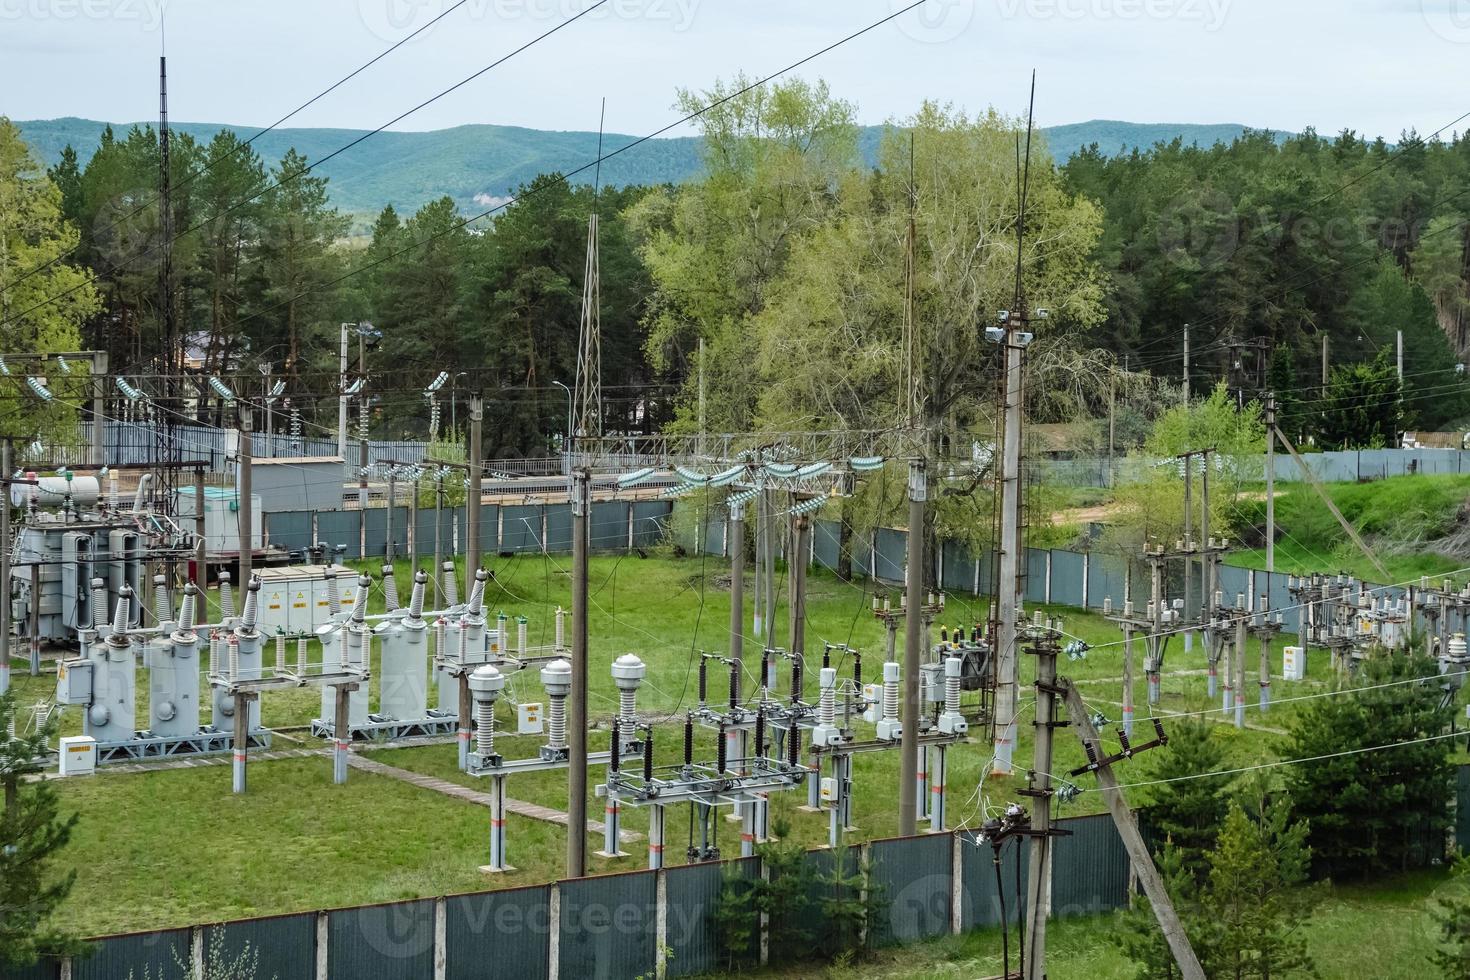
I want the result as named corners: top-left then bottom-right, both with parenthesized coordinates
top-left (12, 116), bottom-right (1288, 219)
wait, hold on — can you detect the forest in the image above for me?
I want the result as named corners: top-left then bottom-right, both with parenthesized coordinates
top-left (2, 75), bottom-right (1469, 458)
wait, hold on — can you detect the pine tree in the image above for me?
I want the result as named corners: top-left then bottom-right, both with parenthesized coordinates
top-left (1114, 842), bottom-right (1215, 980)
top-left (1431, 855), bottom-right (1470, 979)
top-left (0, 691), bottom-right (82, 967)
top-left (1141, 720), bottom-right (1230, 882)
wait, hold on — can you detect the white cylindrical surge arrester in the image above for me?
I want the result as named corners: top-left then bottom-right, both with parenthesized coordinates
top-left (876, 661), bottom-right (902, 741)
top-left (468, 664), bottom-right (506, 762)
top-left (274, 633), bottom-right (286, 674)
top-left (938, 656), bottom-right (968, 734)
top-left (541, 659), bottom-right (572, 752)
top-left (611, 654), bottom-right (646, 725)
top-left (296, 635), bottom-right (308, 674)
top-left (812, 666), bottom-right (840, 746)
top-left (91, 578), bottom-right (110, 636)
top-left (517, 617), bottom-right (528, 657)
top-left (555, 607), bottom-right (566, 651)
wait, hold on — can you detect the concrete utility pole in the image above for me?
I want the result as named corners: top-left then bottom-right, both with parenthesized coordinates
top-left (1182, 324), bottom-right (1190, 402)
top-left (567, 468), bottom-right (591, 878)
top-left (729, 499), bottom-right (746, 789)
top-left (1266, 394), bottom-right (1276, 573)
top-left (898, 459), bottom-right (925, 836)
top-left (1063, 683), bottom-right (1205, 980)
top-left (788, 514), bottom-right (809, 663)
top-left (337, 321), bottom-right (350, 458)
top-left (1182, 453), bottom-right (1193, 652)
top-left (466, 394), bottom-right (483, 600)
top-left (0, 440), bottom-right (9, 696)
top-left (1022, 626), bottom-right (1062, 980)
top-left (238, 406), bottom-right (253, 589)
top-left (992, 320), bottom-right (1031, 776)
top-left (1321, 334), bottom-right (1330, 388)
top-left (192, 467), bottom-right (206, 583)
top-left (90, 351), bottom-right (108, 463)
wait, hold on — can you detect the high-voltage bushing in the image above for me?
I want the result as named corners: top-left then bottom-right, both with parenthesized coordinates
top-left (381, 563), bottom-right (401, 612)
top-left (212, 579), bottom-right (264, 734)
top-left (1445, 634), bottom-right (1470, 696)
top-left (611, 653), bottom-right (647, 736)
top-left (600, 661), bottom-right (648, 862)
top-left (811, 667), bottom-right (842, 747)
top-left (876, 661), bottom-right (902, 741)
top-left (434, 569), bottom-right (489, 717)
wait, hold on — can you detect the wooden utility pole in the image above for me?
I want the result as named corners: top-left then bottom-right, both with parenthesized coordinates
top-left (1022, 628), bottom-right (1062, 980)
top-left (1182, 324), bottom-right (1190, 401)
top-left (1062, 683), bottom-right (1204, 979)
top-left (567, 468), bottom-right (591, 878)
top-left (1273, 424), bottom-right (1389, 580)
top-left (238, 407), bottom-right (253, 590)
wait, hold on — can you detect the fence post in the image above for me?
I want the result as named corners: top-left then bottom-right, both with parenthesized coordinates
top-left (191, 925), bottom-right (204, 975)
top-left (1045, 551), bottom-right (1053, 604)
top-left (548, 882), bottom-right (561, 978)
top-left (434, 896), bottom-right (447, 980)
top-left (656, 868), bottom-right (669, 979)
top-left (1082, 552), bottom-right (1090, 608)
top-left (951, 832), bottom-right (963, 935)
top-left (316, 911), bottom-right (329, 980)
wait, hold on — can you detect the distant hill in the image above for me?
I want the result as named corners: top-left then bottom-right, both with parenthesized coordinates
top-left (12, 116), bottom-right (1286, 221)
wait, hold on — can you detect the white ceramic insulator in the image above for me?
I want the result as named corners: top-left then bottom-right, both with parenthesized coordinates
top-left (458, 624), bottom-right (468, 664)
top-left (229, 639), bottom-right (240, 679)
top-left (296, 636), bottom-right (308, 673)
top-left (242, 585), bottom-right (259, 629)
top-left (112, 594), bottom-right (131, 635)
top-left (549, 695), bottom-right (567, 748)
top-left (275, 634), bottom-right (286, 672)
top-left (475, 699), bottom-right (495, 756)
top-left (153, 577), bottom-right (170, 624)
top-left (518, 619), bottom-right (527, 656)
top-left (435, 619), bottom-right (446, 659)
top-left (326, 575), bottom-right (341, 615)
top-left (220, 577), bottom-right (235, 619)
top-left (619, 689), bottom-right (636, 721)
top-left (556, 608), bottom-right (566, 649)
top-left (383, 568), bottom-right (400, 612)
top-left (91, 580), bottom-right (108, 627)
top-left (179, 590), bottom-right (196, 632)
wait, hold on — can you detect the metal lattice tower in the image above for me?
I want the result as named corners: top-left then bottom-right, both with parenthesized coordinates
top-left (154, 54), bottom-right (179, 513)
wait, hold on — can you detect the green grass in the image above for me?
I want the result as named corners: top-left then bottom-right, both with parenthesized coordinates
top-left (747, 870), bottom-right (1453, 980)
top-left (18, 552), bottom-right (1461, 937)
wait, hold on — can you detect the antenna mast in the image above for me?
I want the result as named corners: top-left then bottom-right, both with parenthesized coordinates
top-left (155, 51), bottom-right (179, 514)
top-left (573, 99), bottom-right (606, 459)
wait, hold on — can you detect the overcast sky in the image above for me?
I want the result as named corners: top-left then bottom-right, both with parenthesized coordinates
top-left (2, 0), bottom-right (1467, 141)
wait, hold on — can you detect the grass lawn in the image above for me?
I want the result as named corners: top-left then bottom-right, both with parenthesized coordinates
top-left (746, 870), bottom-right (1455, 980)
top-left (17, 551), bottom-right (1464, 937)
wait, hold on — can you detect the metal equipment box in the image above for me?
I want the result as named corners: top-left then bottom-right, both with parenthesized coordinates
top-left (1283, 646), bottom-right (1306, 681)
top-left (253, 565), bottom-right (356, 635)
top-left (177, 486), bottom-right (264, 556)
top-left (55, 659), bottom-right (92, 705)
top-left (517, 702), bottom-right (544, 735)
top-left (58, 736), bottom-right (97, 776)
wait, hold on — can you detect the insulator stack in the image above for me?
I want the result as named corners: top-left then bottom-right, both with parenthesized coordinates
top-left (324, 571), bottom-right (341, 615)
top-left (683, 713), bottom-right (694, 766)
top-left (475, 698), bottom-right (495, 756)
top-left (822, 646), bottom-right (831, 669)
top-left (382, 565), bottom-right (400, 612)
top-left (642, 728), bottom-right (653, 782)
top-left (883, 664), bottom-right (900, 721)
top-left (791, 658), bottom-right (803, 704)
top-left (442, 562), bottom-right (459, 607)
top-left (853, 651), bottom-right (862, 687)
top-left (219, 572), bottom-right (235, 619)
top-left (945, 658), bottom-right (961, 714)
top-left (468, 570), bottom-right (487, 617)
top-left (408, 570), bottom-right (427, 621)
top-left (517, 617), bottom-right (528, 656)
top-left (296, 636), bottom-right (308, 673)
top-left (787, 720), bottom-right (799, 766)
top-left (435, 618), bottom-right (446, 660)
top-left (112, 589), bottom-right (132, 636)
top-left (753, 710), bottom-right (766, 758)
top-left (229, 637), bottom-right (240, 679)
top-left (91, 578), bottom-right (108, 628)
top-left (612, 654), bottom-right (645, 723)
top-left (458, 622), bottom-right (468, 664)
top-left (275, 634), bottom-right (286, 673)
top-left (698, 658), bottom-right (708, 707)
top-left (542, 659), bottom-right (571, 748)
top-left (728, 660), bottom-right (740, 711)
top-left (242, 578), bottom-right (260, 630)
top-left (179, 584), bottom-right (197, 632)
top-left (818, 667), bottom-right (836, 727)
top-left (351, 575), bottom-right (369, 624)
top-left (620, 689), bottom-right (636, 720)
top-left (153, 574), bottom-right (170, 625)
top-left (555, 607), bottom-right (566, 649)
top-left (716, 725), bottom-right (727, 773)
top-left (610, 718), bottom-right (622, 772)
